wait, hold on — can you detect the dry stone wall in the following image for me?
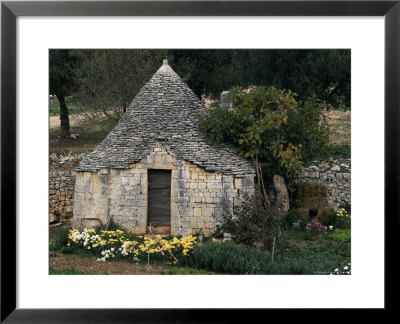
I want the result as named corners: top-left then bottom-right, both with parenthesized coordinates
top-left (293, 160), bottom-right (351, 209)
top-left (49, 170), bottom-right (76, 224)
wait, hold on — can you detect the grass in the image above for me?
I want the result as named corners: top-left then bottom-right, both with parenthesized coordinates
top-left (328, 144), bottom-right (351, 160)
top-left (325, 228), bottom-right (351, 243)
top-left (161, 267), bottom-right (215, 275)
top-left (49, 125), bottom-right (113, 154)
top-left (49, 267), bottom-right (94, 275)
top-left (280, 226), bottom-right (351, 254)
top-left (49, 102), bottom-right (82, 116)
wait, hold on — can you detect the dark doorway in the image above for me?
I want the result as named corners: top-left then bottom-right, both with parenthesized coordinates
top-left (147, 169), bottom-right (171, 228)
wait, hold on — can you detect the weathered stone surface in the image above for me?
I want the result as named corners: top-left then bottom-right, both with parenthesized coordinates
top-left (273, 175), bottom-right (289, 213)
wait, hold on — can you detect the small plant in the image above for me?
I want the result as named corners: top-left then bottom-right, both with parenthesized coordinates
top-left (217, 187), bottom-right (284, 251)
top-left (331, 262), bottom-right (351, 275)
top-left (335, 208), bottom-right (351, 229)
top-left (306, 217), bottom-right (327, 235)
top-left (105, 217), bottom-right (123, 231)
top-left (321, 207), bottom-right (351, 229)
top-left (285, 211), bottom-right (298, 228)
top-left (326, 228), bottom-right (351, 243)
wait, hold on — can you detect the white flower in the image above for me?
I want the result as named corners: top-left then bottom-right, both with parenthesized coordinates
top-left (329, 225), bottom-right (333, 230)
top-left (344, 266), bottom-right (348, 270)
top-left (334, 268), bottom-right (339, 272)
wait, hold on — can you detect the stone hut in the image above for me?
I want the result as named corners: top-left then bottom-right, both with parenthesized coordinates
top-left (73, 60), bottom-right (255, 235)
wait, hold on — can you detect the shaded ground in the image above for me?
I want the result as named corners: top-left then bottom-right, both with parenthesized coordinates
top-left (49, 253), bottom-right (168, 275)
top-left (49, 114), bottom-right (86, 129)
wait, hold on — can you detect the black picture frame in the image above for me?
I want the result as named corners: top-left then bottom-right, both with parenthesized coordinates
top-left (1, 0), bottom-right (398, 322)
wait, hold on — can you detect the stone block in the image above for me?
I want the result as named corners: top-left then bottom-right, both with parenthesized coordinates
top-left (243, 175), bottom-right (254, 188)
top-left (202, 207), bottom-right (214, 217)
top-left (193, 207), bottom-right (202, 217)
top-left (207, 182), bottom-right (222, 190)
top-left (205, 197), bottom-right (214, 203)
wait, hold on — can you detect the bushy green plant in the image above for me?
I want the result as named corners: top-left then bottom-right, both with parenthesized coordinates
top-left (326, 229), bottom-right (351, 243)
top-left (284, 210), bottom-right (298, 228)
top-left (321, 208), bottom-right (351, 229)
top-left (51, 227), bottom-right (71, 251)
top-left (198, 87), bottom-right (330, 178)
top-left (322, 210), bottom-right (337, 227)
top-left (217, 188), bottom-right (283, 250)
top-left (182, 241), bottom-right (350, 275)
top-left (104, 217), bottom-right (123, 231)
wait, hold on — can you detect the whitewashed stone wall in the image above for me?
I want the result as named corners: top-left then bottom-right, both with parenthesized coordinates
top-left (73, 143), bottom-right (254, 235)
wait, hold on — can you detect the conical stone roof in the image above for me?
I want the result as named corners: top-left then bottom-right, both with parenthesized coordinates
top-left (76, 60), bottom-right (255, 176)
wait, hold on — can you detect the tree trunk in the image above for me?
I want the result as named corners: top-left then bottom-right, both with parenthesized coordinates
top-left (252, 155), bottom-right (270, 207)
top-left (57, 94), bottom-right (70, 138)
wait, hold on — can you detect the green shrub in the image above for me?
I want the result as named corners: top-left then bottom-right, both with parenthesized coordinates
top-left (328, 144), bottom-right (351, 159)
top-left (321, 208), bottom-right (351, 229)
top-left (284, 211), bottom-right (298, 228)
top-left (51, 227), bottom-right (71, 250)
top-left (182, 241), bottom-right (349, 275)
top-left (103, 217), bottom-right (123, 231)
top-left (217, 188), bottom-right (283, 250)
top-left (326, 229), bottom-right (351, 243)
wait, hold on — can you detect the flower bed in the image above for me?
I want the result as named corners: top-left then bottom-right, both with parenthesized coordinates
top-left (65, 228), bottom-right (197, 264)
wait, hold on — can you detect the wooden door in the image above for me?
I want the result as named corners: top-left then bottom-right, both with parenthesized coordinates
top-left (147, 170), bottom-right (171, 227)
